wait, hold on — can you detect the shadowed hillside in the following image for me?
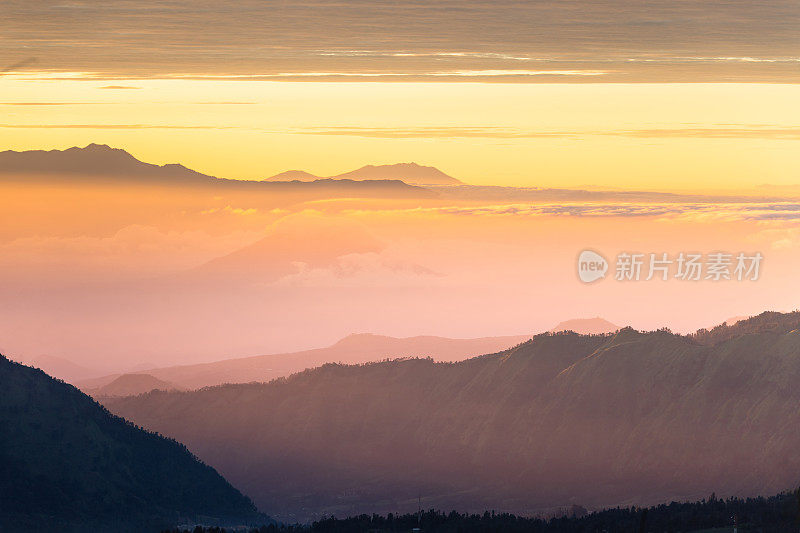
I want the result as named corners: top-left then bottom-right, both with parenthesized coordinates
top-left (691, 310), bottom-right (800, 345)
top-left (0, 354), bottom-right (265, 532)
top-left (103, 311), bottom-right (800, 522)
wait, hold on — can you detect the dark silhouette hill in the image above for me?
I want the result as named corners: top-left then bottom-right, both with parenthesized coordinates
top-left (0, 354), bottom-right (264, 532)
top-left (78, 333), bottom-right (532, 392)
top-left (264, 162), bottom-right (463, 186)
top-left (105, 311), bottom-right (800, 522)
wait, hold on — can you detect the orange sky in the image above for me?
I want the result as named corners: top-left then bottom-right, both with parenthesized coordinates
top-left (1, 76), bottom-right (800, 192)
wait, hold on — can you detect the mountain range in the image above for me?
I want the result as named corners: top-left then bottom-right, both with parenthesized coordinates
top-left (0, 354), bottom-right (265, 532)
top-left (103, 311), bottom-right (800, 522)
top-left (0, 144), bottom-right (433, 197)
top-left (2, 144), bottom-right (780, 205)
top-left (265, 162), bottom-right (463, 186)
top-left (78, 332), bottom-right (533, 394)
top-left (0, 144), bottom-right (216, 183)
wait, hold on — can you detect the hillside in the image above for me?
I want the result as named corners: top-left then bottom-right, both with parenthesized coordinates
top-left (0, 354), bottom-right (264, 532)
top-left (104, 313), bottom-right (800, 522)
top-left (79, 333), bottom-right (531, 392)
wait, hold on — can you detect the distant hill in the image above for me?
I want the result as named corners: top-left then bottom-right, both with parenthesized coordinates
top-left (264, 162), bottom-right (463, 186)
top-left (105, 311), bottom-right (800, 522)
top-left (0, 145), bottom-right (434, 197)
top-left (79, 333), bottom-right (531, 392)
top-left (335, 163), bottom-right (462, 185)
top-left (267, 170), bottom-right (320, 182)
top-left (87, 373), bottom-right (182, 398)
top-left (0, 354), bottom-right (264, 531)
top-left (549, 317), bottom-right (619, 335)
top-left (10, 353), bottom-right (100, 383)
top-left (0, 143), bottom-right (217, 183)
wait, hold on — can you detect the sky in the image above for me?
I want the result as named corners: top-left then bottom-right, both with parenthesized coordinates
top-left (1, 1), bottom-right (799, 373)
top-left (2, 78), bottom-right (800, 191)
top-left (2, 0), bottom-right (800, 190)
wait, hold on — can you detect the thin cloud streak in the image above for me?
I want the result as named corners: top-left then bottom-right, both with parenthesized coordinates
top-left (340, 202), bottom-right (800, 222)
top-left (0, 124), bottom-right (236, 130)
top-left (2, 123), bottom-right (799, 139)
top-left (295, 126), bottom-right (800, 140)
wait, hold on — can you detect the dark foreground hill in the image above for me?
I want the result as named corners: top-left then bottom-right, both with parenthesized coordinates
top-left (105, 312), bottom-right (800, 522)
top-left (0, 354), bottom-right (265, 532)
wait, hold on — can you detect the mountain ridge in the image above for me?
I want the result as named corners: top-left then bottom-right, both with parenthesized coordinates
top-left (0, 354), bottom-right (265, 531)
top-left (104, 311), bottom-right (800, 522)
top-left (0, 144), bottom-right (435, 197)
top-left (78, 332), bottom-right (533, 392)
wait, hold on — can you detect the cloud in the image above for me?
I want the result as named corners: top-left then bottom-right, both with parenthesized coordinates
top-left (620, 128), bottom-right (800, 140)
top-left (3, 2), bottom-right (798, 82)
top-left (292, 125), bottom-right (800, 140)
top-left (0, 225), bottom-right (262, 280)
top-left (267, 251), bottom-right (442, 288)
top-left (201, 205), bottom-right (260, 216)
top-left (98, 85), bottom-right (142, 90)
top-left (339, 202), bottom-right (800, 223)
top-left (0, 102), bottom-right (90, 106)
top-left (0, 123), bottom-right (234, 130)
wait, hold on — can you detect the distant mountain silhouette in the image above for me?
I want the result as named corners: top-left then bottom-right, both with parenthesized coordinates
top-left (0, 145), bottom-right (434, 197)
top-left (105, 311), bottom-right (800, 522)
top-left (264, 162), bottom-right (463, 186)
top-left (724, 315), bottom-right (750, 326)
top-left (0, 354), bottom-right (264, 532)
top-left (186, 216), bottom-right (384, 284)
top-left (0, 143), bottom-right (217, 183)
top-left (10, 353), bottom-right (100, 382)
top-left (267, 170), bottom-right (321, 181)
top-left (87, 373), bottom-right (182, 398)
top-left (549, 317), bottom-right (619, 335)
top-left (79, 333), bottom-right (531, 392)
